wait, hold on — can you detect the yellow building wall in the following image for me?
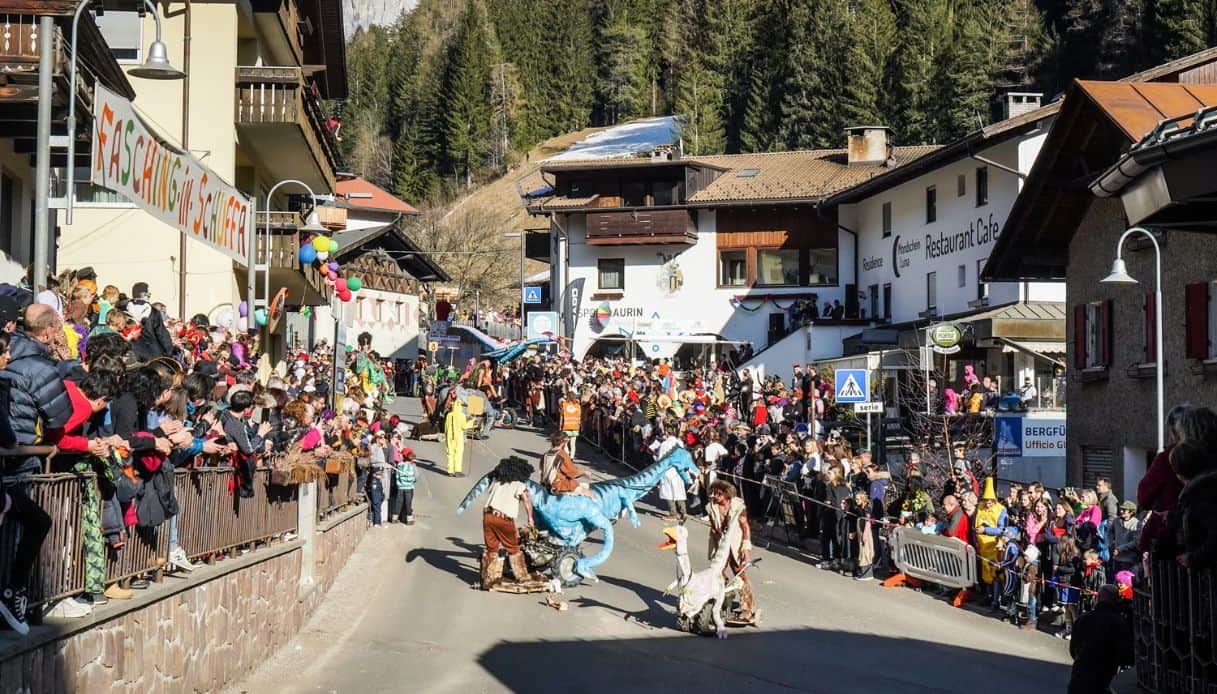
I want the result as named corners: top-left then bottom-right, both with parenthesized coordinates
top-left (58, 2), bottom-right (241, 320)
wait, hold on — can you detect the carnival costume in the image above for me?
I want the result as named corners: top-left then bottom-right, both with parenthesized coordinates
top-left (445, 400), bottom-right (473, 475)
top-left (707, 495), bottom-right (755, 622)
top-left (479, 456), bottom-right (539, 589)
top-left (975, 477), bottom-right (1009, 585)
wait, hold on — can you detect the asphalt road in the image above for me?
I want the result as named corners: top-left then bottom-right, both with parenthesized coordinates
top-left (228, 399), bottom-right (1072, 694)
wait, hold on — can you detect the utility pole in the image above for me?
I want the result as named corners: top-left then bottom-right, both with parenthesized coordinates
top-left (33, 15), bottom-right (53, 290)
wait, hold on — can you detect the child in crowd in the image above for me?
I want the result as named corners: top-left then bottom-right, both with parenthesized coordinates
top-left (851, 489), bottom-right (876, 581)
top-left (916, 510), bottom-right (940, 535)
top-left (993, 530), bottom-right (1022, 612)
top-left (1012, 544), bottom-right (1041, 630)
top-left (394, 449), bottom-right (417, 525)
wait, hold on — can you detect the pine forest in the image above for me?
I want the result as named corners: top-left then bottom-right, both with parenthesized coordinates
top-left (339, 0), bottom-right (1217, 205)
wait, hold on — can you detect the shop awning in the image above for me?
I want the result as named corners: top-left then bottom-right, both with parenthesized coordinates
top-left (998, 338), bottom-right (1066, 367)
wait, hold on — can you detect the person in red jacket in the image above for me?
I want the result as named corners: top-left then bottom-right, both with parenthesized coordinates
top-left (941, 494), bottom-right (972, 544)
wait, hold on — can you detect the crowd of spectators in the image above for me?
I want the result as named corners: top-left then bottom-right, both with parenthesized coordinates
top-left (416, 343), bottom-right (1215, 691)
top-left (0, 269), bottom-right (395, 637)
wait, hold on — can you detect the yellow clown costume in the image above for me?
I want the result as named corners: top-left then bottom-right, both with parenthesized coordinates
top-left (973, 477), bottom-right (1009, 585)
top-left (445, 400), bottom-right (474, 475)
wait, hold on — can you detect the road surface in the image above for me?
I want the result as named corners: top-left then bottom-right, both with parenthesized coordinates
top-left (229, 399), bottom-right (1071, 694)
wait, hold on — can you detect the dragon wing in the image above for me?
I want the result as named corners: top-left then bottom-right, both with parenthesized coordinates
top-left (455, 472), bottom-right (494, 515)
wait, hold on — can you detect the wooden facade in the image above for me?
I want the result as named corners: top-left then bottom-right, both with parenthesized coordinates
top-left (715, 207), bottom-right (839, 288)
top-left (586, 209), bottom-right (697, 245)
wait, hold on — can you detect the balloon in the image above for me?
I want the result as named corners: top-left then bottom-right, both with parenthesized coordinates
top-left (317, 250), bottom-right (330, 262)
top-left (328, 239), bottom-right (339, 253)
top-left (254, 308), bottom-right (268, 326)
top-left (299, 245), bottom-right (317, 264)
top-left (237, 300), bottom-right (248, 317)
top-left (327, 261), bottom-right (340, 272)
top-left (236, 316), bottom-right (249, 332)
top-left (338, 289), bottom-right (352, 302)
top-left (327, 269), bottom-right (338, 280)
top-left (311, 236), bottom-right (329, 251)
top-left (347, 277), bottom-right (362, 292)
top-left (334, 278), bottom-right (348, 292)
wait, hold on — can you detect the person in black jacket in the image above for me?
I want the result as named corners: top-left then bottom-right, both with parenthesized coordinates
top-left (1068, 584), bottom-right (1133, 694)
top-left (0, 304), bottom-right (72, 472)
top-left (127, 282), bottom-right (173, 363)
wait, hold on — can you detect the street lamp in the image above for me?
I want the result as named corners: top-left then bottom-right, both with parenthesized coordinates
top-left (64, 0), bottom-right (185, 225)
top-left (1100, 226), bottom-right (1164, 451)
top-left (504, 232), bottom-right (525, 339)
top-left (249, 179), bottom-right (321, 335)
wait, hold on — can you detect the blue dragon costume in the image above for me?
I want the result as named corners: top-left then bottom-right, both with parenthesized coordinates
top-left (458, 447), bottom-right (698, 582)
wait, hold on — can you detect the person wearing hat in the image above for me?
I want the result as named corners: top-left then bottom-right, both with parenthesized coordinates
top-left (444, 397), bottom-right (475, 476)
top-left (1012, 544), bottom-right (1042, 629)
top-left (1108, 500), bottom-right (1142, 573)
top-left (975, 477), bottom-right (1009, 590)
top-left (540, 430), bottom-right (593, 498)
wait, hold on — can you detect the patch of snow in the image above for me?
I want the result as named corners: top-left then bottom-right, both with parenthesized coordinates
top-left (544, 117), bottom-right (680, 162)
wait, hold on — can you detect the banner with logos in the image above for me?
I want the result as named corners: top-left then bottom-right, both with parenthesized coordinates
top-left (561, 277), bottom-right (585, 337)
top-left (995, 415), bottom-right (1066, 458)
top-left (91, 84), bottom-right (253, 265)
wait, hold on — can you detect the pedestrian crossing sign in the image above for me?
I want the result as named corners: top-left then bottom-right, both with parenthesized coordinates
top-left (835, 369), bottom-right (869, 403)
top-left (523, 286), bottom-right (542, 304)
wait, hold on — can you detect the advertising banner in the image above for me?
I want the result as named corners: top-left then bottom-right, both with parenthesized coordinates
top-left (91, 84), bottom-right (253, 265)
top-left (561, 277), bottom-right (585, 337)
top-left (995, 415), bottom-right (1066, 458)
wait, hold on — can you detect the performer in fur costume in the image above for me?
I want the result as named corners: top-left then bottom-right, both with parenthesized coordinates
top-left (479, 456), bottom-right (540, 590)
top-left (706, 479), bottom-right (757, 623)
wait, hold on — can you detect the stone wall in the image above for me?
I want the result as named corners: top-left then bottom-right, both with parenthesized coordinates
top-left (0, 504), bottom-right (367, 694)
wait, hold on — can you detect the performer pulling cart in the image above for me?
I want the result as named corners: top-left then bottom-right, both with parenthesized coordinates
top-left (706, 480), bottom-right (759, 626)
top-left (479, 456), bottom-right (549, 592)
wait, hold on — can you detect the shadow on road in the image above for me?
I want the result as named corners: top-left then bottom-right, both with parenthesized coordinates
top-left (405, 537), bottom-right (480, 585)
top-left (476, 626), bottom-right (1070, 693)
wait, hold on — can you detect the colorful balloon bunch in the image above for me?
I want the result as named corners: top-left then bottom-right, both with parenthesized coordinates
top-left (296, 233), bottom-right (364, 305)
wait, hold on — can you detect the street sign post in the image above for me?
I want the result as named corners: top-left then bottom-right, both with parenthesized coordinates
top-left (834, 369), bottom-right (869, 403)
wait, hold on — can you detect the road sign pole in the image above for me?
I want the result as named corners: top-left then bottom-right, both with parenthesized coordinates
top-left (867, 411), bottom-right (872, 453)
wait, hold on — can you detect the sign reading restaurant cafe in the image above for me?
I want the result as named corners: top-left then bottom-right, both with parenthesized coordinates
top-left (91, 84), bottom-right (253, 264)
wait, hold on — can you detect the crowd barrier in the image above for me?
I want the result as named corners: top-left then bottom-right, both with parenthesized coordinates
top-left (0, 466), bottom-right (301, 608)
top-left (1134, 555), bottom-right (1217, 693)
top-left (888, 526), bottom-right (976, 589)
top-left (318, 470), bottom-right (357, 521)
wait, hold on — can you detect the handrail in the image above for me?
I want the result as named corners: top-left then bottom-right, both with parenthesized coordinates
top-left (0, 466), bottom-right (300, 607)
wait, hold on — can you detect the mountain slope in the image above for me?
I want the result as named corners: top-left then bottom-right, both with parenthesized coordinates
top-left (343, 0), bottom-right (417, 37)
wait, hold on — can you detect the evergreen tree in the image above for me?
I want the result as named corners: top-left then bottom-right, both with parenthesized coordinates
top-left (597, 14), bottom-right (649, 124)
top-left (675, 57), bottom-right (726, 154)
top-left (840, 0), bottom-right (898, 129)
top-left (443, 0), bottom-right (495, 189)
top-left (739, 0), bottom-right (791, 151)
top-left (1148, 0), bottom-right (1207, 62)
top-left (889, 0), bottom-right (951, 144)
top-left (931, 1), bottom-right (994, 139)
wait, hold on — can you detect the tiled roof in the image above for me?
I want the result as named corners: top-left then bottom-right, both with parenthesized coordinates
top-left (686, 146), bottom-right (941, 203)
top-left (334, 177), bottom-right (419, 214)
top-left (1077, 80), bottom-right (1217, 141)
top-left (533, 194), bottom-right (601, 210)
top-left (968, 300), bottom-right (1067, 322)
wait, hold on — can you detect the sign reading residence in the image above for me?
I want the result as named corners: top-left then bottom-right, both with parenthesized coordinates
top-left (91, 84), bottom-right (253, 264)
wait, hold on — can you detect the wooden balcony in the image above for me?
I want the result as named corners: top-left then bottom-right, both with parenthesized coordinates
top-left (254, 212), bottom-right (330, 306)
top-left (585, 209), bottom-right (697, 246)
top-left (235, 66), bottom-right (342, 193)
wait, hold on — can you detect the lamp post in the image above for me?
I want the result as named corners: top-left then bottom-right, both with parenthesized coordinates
top-left (504, 232), bottom-right (524, 339)
top-left (35, 0), bottom-right (185, 290)
top-left (250, 179), bottom-right (325, 334)
top-left (1100, 226), bottom-right (1164, 452)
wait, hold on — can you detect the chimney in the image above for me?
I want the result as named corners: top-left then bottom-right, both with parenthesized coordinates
top-left (1003, 92), bottom-right (1042, 120)
top-left (846, 126), bottom-right (892, 166)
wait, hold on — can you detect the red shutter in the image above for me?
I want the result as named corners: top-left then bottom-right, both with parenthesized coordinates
top-left (1144, 292), bottom-right (1156, 363)
top-left (1100, 299), bottom-right (1113, 367)
top-left (1185, 282), bottom-right (1210, 359)
top-left (1073, 304), bottom-right (1087, 369)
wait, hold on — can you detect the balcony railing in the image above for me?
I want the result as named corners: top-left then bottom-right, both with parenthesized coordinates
top-left (235, 65), bottom-right (343, 189)
top-left (256, 218), bottom-right (328, 298)
top-left (585, 209), bottom-right (697, 245)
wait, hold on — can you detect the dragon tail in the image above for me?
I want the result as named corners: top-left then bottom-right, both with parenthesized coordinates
top-left (456, 472), bottom-right (494, 515)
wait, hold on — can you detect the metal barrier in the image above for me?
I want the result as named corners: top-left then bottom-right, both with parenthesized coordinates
top-left (1134, 555), bottom-right (1217, 693)
top-left (0, 466), bottom-right (300, 607)
top-left (888, 526), bottom-right (977, 589)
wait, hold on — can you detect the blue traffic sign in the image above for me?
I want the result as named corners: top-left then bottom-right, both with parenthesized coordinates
top-left (523, 286), bottom-right (542, 304)
top-left (835, 369), bottom-right (870, 403)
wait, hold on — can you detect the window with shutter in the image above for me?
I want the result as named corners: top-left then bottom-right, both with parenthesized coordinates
top-left (1144, 292), bottom-right (1156, 363)
top-left (1099, 299), bottom-right (1113, 366)
top-left (1073, 304), bottom-right (1087, 369)
top-left (1185, 282), bottom-right (1210, 359)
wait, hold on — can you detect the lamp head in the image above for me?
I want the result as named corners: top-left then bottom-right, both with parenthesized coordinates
top-left (129, 40), bottom-right (186, 80)
top-left (300, 212), bottom-right (328, 234)
top-left (1100, 258), bottom-right (1138, 285)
